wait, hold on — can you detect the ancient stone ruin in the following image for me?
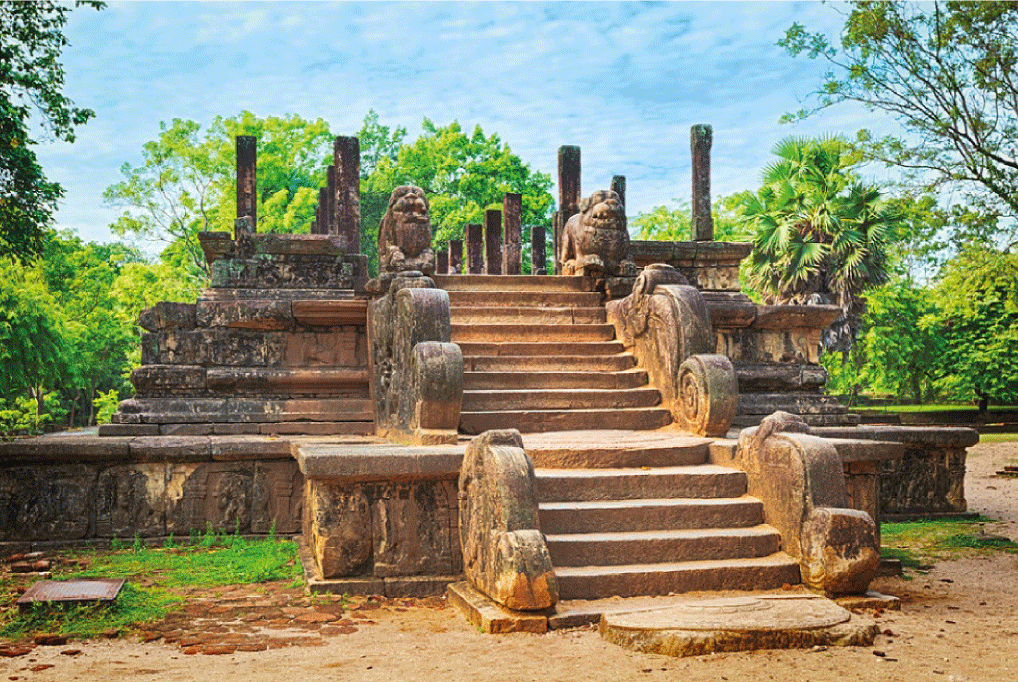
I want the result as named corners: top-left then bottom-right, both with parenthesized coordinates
top-left (0, 124), bottom-right (981, 655)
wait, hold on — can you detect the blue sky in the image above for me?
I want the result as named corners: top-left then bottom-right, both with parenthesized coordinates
top-left (38, 1), bottom-right (894, 250)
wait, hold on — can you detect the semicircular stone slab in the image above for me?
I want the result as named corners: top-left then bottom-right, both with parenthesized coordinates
top-left (600, 594), bottom-right (876, 657)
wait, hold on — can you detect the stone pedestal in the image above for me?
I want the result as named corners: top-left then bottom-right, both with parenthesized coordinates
top-left (104, 232), bottom-right (372, 436)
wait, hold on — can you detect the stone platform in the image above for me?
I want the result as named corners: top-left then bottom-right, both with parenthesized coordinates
top-left (448, 579), bottom-right (879, 655)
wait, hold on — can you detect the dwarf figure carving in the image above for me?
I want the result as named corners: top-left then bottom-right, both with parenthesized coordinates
top-left (561, 189), bottom-right (634, 276)
top-left (378, 185), bottom-right (435, 275)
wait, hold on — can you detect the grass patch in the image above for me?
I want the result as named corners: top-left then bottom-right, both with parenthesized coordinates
top-left (881, 516), bottom-right (1018, 572)
top-left (0, 529), bottom-right (302, 639)
top-left (978, 432), bottom-right (1018, 443)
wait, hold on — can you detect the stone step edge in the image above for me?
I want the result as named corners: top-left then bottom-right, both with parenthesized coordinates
top-left (539, 496), bottom-right (760, 511)
top-left (545, 524), bottom-right (780, 543)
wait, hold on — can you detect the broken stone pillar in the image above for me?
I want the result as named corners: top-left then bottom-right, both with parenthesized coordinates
top-left (334, 136), bottom-right (361, 253)
top-left (531, 226), bottom-right (546, 275)
top-left (502, 193), bottom-right (522, 275)
top-left (449, 239), bottom-right (463, 274)
top-left (236, 136), bottom-right (257, 229)
top-left (326, 166), bottom-right (337, 236)
top-left (314, 187), bottom-right (328, 235)
top-left (437, 250), bottom-right (449, 274)
top-left (611, 175), bottom-right (626, 208)
top-left (459, 430), bottom-right (558, 610)
top-left (556, 145), bottom-right (581, 274)
top-left (466, 224), bottom-right (484, 274)
top-left (691, 124), bottom-right (714, 242)
top-left (484, 209), bottom-right (502, 275)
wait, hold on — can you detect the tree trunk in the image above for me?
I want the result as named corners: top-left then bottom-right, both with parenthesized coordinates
top-left (978, 393), bottom-right (989, 416)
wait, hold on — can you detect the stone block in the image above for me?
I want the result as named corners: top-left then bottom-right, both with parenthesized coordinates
top-left (166, 462), bottom-right (255, 535)
top-left (303, 480), bottom-right (372, 579)
top-left (195, 300), bottom-right (294, 330)
top-left (131, 365), bottom-right (206, 396)
top-left (160, 424), bottom-right (213, 436)
top-left (209, 257), bottom-right (360, 290)
top-left (98, 424), bottom-right (160, 437)
top-left (372, 480), bottom-right (457, 577)
top-left (95, 463), bottom-right (168, 538)
top-left (384, 575), bottom-right (460, 598)
top-left (291, 299), bottom-right (368, 326)
top-left (282, 330), bottom-right (364, 367)
top-left (251, 460), bottom-right (302, 534)
top-left (129, 436), bottom-right (212, 462)
top-left (0, 465), bottom-right (96, 541)
top-left (137, 302), bottom-right (197, 332)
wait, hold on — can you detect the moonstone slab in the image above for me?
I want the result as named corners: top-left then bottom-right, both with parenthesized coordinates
top-left (600, 594), bottom-right (877, 657)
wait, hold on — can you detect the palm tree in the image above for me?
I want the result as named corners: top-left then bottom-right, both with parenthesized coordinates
top-left (739, 136), bottom-right (899, 353)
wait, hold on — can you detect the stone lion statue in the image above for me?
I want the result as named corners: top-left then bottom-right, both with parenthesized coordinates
top-left (377, 185), bottom-right (434, 275)
top-left (560, 189), bottom-right (633, 276)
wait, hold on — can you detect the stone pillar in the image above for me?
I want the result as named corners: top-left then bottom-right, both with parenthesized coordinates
top-left (531, 226), bottom-right (546, 275)
top-left (484, 209), bottom-right (502, 275)
top-left (691, 124), bottom-right (714, 242)
top-left (236, 136), bottom-right (257, 234)
top-left (326, 165), bottom-right (337, 236)
top-left (449, 239), bottom-right (463, 274)
top-left (315, 187), bottom-right (328, 235)
top-left (466, 224), bottom-right (484, 274)
top-left (556, 145), bottom-right (581, 274)
top-left (437, 250), bottom-right (449, 274)
top-left (611, 175), bottom-right (626, 207)
top-left (334, 136), bottom-right (361, 253)
top-left (502, 193), bottom-right (522, 275)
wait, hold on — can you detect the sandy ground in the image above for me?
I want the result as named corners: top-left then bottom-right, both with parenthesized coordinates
top-left (3, 441), bottom-right (1017, 682)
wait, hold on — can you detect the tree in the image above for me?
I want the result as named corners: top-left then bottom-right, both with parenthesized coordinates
top-left (932, 244), bottom-right (1018, 412)
top-left (104, 112), bottom-right (334, 276)
top-left (737, 136), bottom-right (900, 352)
top-left (631, 196), bottom-right (752, 242)
top-left (0, 257), bottom-right (69, 422)
top-left (0, 0), bottom-right (103, 262)
top-left (824, 280), bottom-right (943, 404)
top-left (781, 1), bottom-right (1018, 239)
top-left (363, 119), bottom-right (554, 246)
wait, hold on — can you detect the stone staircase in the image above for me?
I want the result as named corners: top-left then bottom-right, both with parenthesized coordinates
top-left (434, 275), bottom-right (673, 434)
top-left (523, 431), bottom-right (801, 601)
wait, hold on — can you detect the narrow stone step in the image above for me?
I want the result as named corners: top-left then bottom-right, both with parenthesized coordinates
top-left (457, 341), bottom-right (625, 357)
top-left (460, 407), bottom-right (672, 435)
top-left (451, 323), bottom-right (616, 343)
top-left (434, 274), bottom-right (589, 292)
top-left (450, 306), bottom-right (606, 324)
top-left (463, 354), bottom-right (636, 372)
top-left (522, 431), bottom-right (709, 469)
top-left (553, 554), bottom-right (802, 600)
top-left (464, 370), bottom-right (649, 391)
top-left (447, 291), bottom-right (602, 307)
top-left (463, 388), bottom-right (660, 411)
top-left (546, 526), bottom-right (782, 567)
top-left (538, 497), bottom-right (765, 534)
top-left (535, 465), bottom-right (747, 502)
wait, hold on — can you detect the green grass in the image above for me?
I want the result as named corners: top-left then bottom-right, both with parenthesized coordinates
top-left (0, 529), bottom-right (302, 640)
top-left (854, 404), bottom-right (1018, 414)
top-left (881, 516), bottom-right (1018, 572)
top-left (978, 432), bottom-right (1018, 443)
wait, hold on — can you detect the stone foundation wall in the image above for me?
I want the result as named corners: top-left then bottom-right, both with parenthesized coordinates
top-left (0, 434), bottom-right (302, 550)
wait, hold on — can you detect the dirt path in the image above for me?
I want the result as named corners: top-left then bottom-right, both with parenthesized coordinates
top-left (3, 441), bottom-right (1017, 682)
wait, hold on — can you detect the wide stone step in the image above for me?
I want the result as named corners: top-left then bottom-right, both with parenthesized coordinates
top-left (447, 291), bottom-right (602, 307)
top-left (464, 370), bottom-right (649, 391)
top-left (450, 306), bottom-right (606, 324)
top-left (463, 355), bottom-right (635, 372)
top-left (451, 323), bottom-right (616, 343)
top-left (457, 341), bottom-right (625, 357)
top-left (535, 465), bottom-right (747, 502)
top-left (460, 408), bottom-right (672, 435)
top-left (114, 397), bottom-right (373, 424)
top-left (546, 526), bottom-right (782, 567)
top-left (538, 497), bottom-right (764, 534)
top-left (553, 554), bottom-right (802, 600)
top-left (522, 431), bottom-right (710, 469)
top-left (434, 274), bottom-right (589, 292)
top-left (462, 388), bottom-right (660, 412)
